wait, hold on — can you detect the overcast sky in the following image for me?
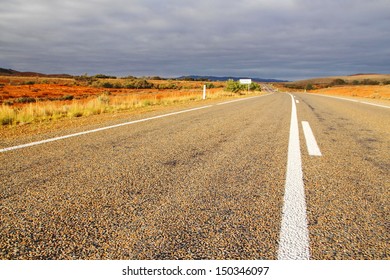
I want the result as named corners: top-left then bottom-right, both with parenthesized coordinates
top-left (1, 0), bottom-right (389, 80)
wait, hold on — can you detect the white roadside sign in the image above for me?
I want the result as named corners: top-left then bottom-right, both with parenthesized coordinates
top-left (239, 79), bottom-right (252, 84)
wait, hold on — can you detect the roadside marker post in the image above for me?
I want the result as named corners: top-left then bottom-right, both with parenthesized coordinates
top-left (203, 85), bottom-right (206, 100)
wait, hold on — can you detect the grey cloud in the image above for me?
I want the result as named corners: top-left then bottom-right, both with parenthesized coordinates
top-left (0, 0), bottom-right (389, 80)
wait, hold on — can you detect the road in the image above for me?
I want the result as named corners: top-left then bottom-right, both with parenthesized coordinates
top-left (0, 90), bottom-right (389, 259)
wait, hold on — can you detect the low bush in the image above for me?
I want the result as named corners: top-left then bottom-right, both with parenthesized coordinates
top-left (17, 97), bottom-right (36, 103)
top-left (305, 83), bottom-right (314, 90)
top-left (101, 82), bottom-right (114, 88)
top-left (23, 81), bottom-right (36, 85)
top-left (60, 95), bottom-right (74, 101)
top-left (225, 80), bottom-right (245, 93)
top-left (124, 79), bottom-right (154, 89)
top-left (330, 79), bottom-right (346, 86)
top-left (249, 82), bottom-right (261, 91)
top-left (155, 83), bottom-right (178, 90)
top-left (150, 76), bottom-right (164, 80)
top-left (74, 74), bottom-right (96, 85)
top-left (283, 83), bottom-right (305, 90)
top-left (93, 74), bottom-right (117, 79)
top-left (1, 116), bottom-right (13, 125)
top-left (361, 79), bottom-right (380, 85)
top-left (205, 83), bottom-right (215, 89)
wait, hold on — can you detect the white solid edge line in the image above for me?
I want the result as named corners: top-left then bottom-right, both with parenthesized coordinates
top-left (0, 93), bottom-right (274, 153)
top-left (301, 121), bottom-right (322, 156)
top-left (314, 94), bottom-right (390, 109)
top-left (278, 93), bottom-right (310, 260)
top-left (0, 105), bottom-right (213, 153)
top-left (216, 93), bottom-right (271, 106)
top-left (0, 94), bottom-right (270, 153)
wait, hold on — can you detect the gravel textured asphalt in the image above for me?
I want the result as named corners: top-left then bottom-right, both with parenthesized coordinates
top-left (1, 92), bottom-right (389, 260)
top-left (295, 93), bottom-right (389, 259)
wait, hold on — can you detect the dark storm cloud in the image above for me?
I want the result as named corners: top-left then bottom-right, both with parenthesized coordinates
top-left (1, 0), bottom-right (389, 80)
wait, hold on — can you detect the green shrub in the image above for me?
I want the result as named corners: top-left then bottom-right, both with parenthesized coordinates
top-left (101, 82), bottom-right (114, 88)
top-left (330, 79), bottom-right (346, 86)
top-left (17, 97), bottom-right (36, 103)
top-left (23, 81), bottom-right (35, 85)
top-left (74, 74), bottom-right (96, 85)
top-left (69, 111), bottom-right (83, 118)
top-left (156, 83), bottom-right (178, 89)
top-left (122, 75), bottom-right (137, 80)
top-left (61, 95), bottom-right (74, 101)
top-left (150, 76), bottom-right (164, 80)
top-left (93, 74), bottom-right (117, 79)
top-left (249, 82), bottom-right (261, 91)
top-left (124, 79), bottom-right (154, 89)
top-left (124, 82), bottom-right (135, 89)
top-left (283, 83), bottom-right (305, 90)
top-left (361, 79), bottom-right (380, 85)
top-left (305, 83), bottom-right (314, 90)
top-left (205, 83), bottom-right (215, 89)
top-left (1, 116), bottom-right (14, 125)
top-left (135, 79), bottom-right (153, 89)
top-left (225, 80), bottom-right (245, 93)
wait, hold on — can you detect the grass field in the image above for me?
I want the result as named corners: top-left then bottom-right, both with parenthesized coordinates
top-left (283, 73), bottom-right (390, 87)
top-left (0, 76), bottom-right (261, 136)
top-left (309, 85), bottom-right (390, 100)
top-left (274, 74), bottom-right (390, 101)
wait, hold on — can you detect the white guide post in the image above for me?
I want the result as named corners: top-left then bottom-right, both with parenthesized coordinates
top-left (203, 85), bottom-right (206, 100)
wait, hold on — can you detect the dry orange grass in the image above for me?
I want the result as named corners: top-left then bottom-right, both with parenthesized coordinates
top-left (0, 77), bottom-right (266, 141)
top-left (0, 88), bottom-right (227, 126)
top-left (293, 74), bottom-right (390, 85)
top-left (273, 73), bottom-right (390, 100)
top-left (0, 77), bottom-right (226, 102)
top-left (310, 85), bottom-right (390, 100)
top-left (0, 77), bottom-right (251, 127)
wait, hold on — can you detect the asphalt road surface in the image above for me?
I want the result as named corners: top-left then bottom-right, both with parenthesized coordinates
top-left (1, 90), bottom-right (389, 259)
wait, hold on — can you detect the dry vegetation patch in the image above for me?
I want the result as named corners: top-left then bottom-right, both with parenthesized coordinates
top-left (0, 76), bottom-right (262, 139)
top-left (276, 74), bottom-right (390, 91)
top-left (274, 73), bottom-right (390, 101)
top-left (310, 85), bottom-right (390, 100)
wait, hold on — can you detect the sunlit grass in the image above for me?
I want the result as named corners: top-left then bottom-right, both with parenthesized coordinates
top-left (0, 89), bottom-right (253, 126)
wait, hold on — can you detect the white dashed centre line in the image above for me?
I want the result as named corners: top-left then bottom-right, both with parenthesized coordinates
top-left (278, 94), bottom-right (310, 260)
top-left (302, 121), bottom-right (322, 156)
